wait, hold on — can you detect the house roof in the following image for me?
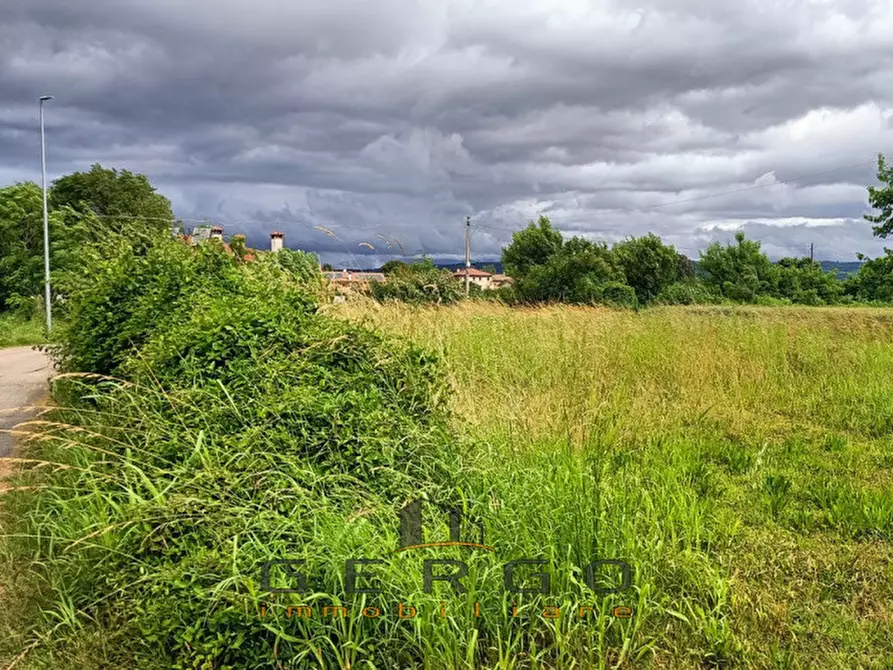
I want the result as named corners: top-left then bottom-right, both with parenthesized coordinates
top-left (454, 267), bottom-right (493, 277)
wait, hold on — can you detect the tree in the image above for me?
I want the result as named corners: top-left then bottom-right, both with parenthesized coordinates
top-left (515, 236), bottom-right (626, 305)
top-left (501, 215), bottom-right (563, 278)
top-left (613, 233), bottom-right (684, 304)
top-left (482, 264), bottom-right (498, 274)
top-left (380, 260), bottom-right (409, 275)
top-left (500, 216), bottom-right (636, 306)
top-left (0, 182), bottom-right (94, 314)
top-left (0, 183), bottom-right (46, 311)
top-left (370, 259), bottom-right (461, 305)
top-left (776, 257), bottom-right (843, 305)
top-left (865, 153), bottom-right (893, 238)
top-left (50, 163), bottom-right (174, 235)
top-left (699, 232), bottom-right (779, 301)
top-left (844, 250), bottom-right (893, 302)
top-left (676, 253), bottom-right (696, 280)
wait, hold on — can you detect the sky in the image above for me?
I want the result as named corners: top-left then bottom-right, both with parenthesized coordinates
top-left (2, 0), bottom-right (893, 267)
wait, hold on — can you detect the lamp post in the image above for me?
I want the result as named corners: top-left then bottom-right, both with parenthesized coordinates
top-left (39, 95), bottom-right (53, 332)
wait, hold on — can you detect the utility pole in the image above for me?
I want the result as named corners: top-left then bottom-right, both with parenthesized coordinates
top-left (39, 95), bottom-right (54, 333)
top-left (464, 215), bottom-right (471, 296)
top-left (809, 242), bottom-right (814, 263)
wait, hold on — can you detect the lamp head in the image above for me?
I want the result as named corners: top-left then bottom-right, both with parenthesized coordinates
top-left (39, 95), bottom-right (54, 102)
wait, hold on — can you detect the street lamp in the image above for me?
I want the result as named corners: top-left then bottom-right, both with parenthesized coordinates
top-left (39, 95), bottom-right (53, 332)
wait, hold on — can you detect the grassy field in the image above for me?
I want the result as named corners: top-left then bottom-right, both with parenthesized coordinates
top-left (2, 300), bottom-right (892, 668)
top-left (0, 314), bottom-right (47, 348)
top-left (327, 301), bottom-right (893, 668)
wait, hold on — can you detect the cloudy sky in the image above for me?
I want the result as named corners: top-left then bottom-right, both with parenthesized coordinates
top-left (2, 0), bottom-right (893, 266)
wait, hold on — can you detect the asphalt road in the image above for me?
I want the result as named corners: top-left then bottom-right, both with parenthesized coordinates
top-left (0, 346), bottom-right (52, 458)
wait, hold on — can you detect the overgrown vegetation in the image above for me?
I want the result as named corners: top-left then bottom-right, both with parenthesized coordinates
top-left (1, 233), bottom-right (473, 667)
top-left (335, 301), bottom-right (893, 668)
top-left (0, 312), bottom-right (46, 348)
top-left (2, 155), bottom-right (893, 668)
top-left (4, 225), bottom-right (893, 666)
top-left (370, 258), bottom-right (462, 305)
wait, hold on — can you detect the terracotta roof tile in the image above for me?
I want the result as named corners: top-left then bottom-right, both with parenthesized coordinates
top-left (454, 267), bottom-right (493, 277)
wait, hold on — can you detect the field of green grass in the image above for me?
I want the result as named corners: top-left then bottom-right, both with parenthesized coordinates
top-left (328, 301), bottom-right (893, 667)
top-left (0, 314), bottom-right (47, 348)
top-left (2, 300), bottom-right (892, 668)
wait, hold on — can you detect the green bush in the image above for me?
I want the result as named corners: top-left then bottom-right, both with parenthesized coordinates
top-left (613, 234), bottom-right (687, 304)
top-left (791, 288), bottom-right (823, 306)
top-left (4, 232), bottom-right (464, 667)
top-left (655, 281), bottom-right (721, 305)
top-left (369, 259), bottom-right (462, 305)
top-left (596, 281), bottom-right (638, 308)
top-left (776, 258), bottom-right (843, 304)
top-left (275, 247), bottom-right (323, 283)
top-left (474, 284), bottom-right (518, 304)
top-left (55, 235), bottom-right (241, 375)
top-left (699, 232), bottom-right (779, 301)
top-left (753, 294), bottom-right (793, 307)
top-left (844, 250), bottom-right (893, 303)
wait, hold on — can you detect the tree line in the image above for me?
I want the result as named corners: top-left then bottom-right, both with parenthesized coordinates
top-left (373, 154), bottom-right (893, 307)
top-left (494, 154), bottom-right (893, 307)
top-left (497, 220), bottom-right (847, 307)
top-left (4, 156), bottom-right (893, 316)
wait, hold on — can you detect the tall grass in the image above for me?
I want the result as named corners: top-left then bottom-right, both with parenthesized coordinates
top-left (2, 296), bottom-right (893, 667)
top-left (329, 301), bottom-right (893, 667)
top-left (0, 314), bottom-right (47, 348)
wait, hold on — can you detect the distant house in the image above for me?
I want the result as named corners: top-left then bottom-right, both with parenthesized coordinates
top-left (453, 267), bottom-right (494, 290)
top-left (178, 227), bottom-right (286, 262)
top-left (323, 270), bottom-right (386, 293)
top-left (453, 267), bottom-right (513, 291)
top-left (490, 274), bottom-right (514, 289)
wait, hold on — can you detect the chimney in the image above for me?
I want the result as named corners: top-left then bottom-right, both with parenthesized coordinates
top-left (270, 231), bottom-right (284, 253)
top-left (210, 225), bottom-right (224, 241)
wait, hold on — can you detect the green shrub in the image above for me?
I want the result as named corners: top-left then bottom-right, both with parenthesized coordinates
top-left (791, 288), bottom-right (823, 306)
top-left (613, 233), bottom-right (687, 304)
top-left (596, 281), bottom-right (638, 308)
top-left (844, 250), bottom-right (893, 303)
top-left (753, 294), bottom-right (793, 307)
top-left (275, 247), bottom-right (323, 283)
top-left (4, 232), bottom-right (465, 667)
top-left (699, 232), bottom-right (778, 301)
top-left (776, 258), bottom-right (843, 304)
top-left (655, 281), bottom-right (721, 305)
top-left (369, 259), bottom-right (462, 305)
top-left (474, 284), bottom-right (518, 304)
top-left (55, 236), bottom-right (240, 375)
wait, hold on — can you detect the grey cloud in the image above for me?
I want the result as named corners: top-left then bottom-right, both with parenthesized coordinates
top-left (2, 0), bottom-right (893, 265)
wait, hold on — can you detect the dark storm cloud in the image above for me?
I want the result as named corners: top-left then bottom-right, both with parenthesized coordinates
top-left (2, 0), bottom-right (893, 264)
